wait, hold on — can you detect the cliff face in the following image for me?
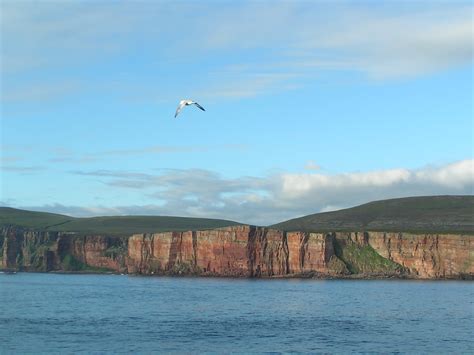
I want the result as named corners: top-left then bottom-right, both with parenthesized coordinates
top-left (0, 226), bottom-right (127, 272)
top-left (126, 226), bottom-right (346, 277)
top-left (287, 231), bottom-right (342, 274)
top-left (1, 225), bottom-right (472, 279)
top-left (1, 226), bottom-right (61, 271)
top-left (366, 232), bottom-right (474, 278)
top-left (59, 235), bottom-right (127, 272)
top-left (110, 228), bottom-right (474, 278)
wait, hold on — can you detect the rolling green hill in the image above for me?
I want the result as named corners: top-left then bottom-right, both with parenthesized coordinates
top-left (271, 196), bottom-right (474, 233)
top-left (2, 195), bottom-right (473, 235)
top-left (0, 207), bottom-right (73, 229)
top-left (0, 207), bottom-right (240, 235)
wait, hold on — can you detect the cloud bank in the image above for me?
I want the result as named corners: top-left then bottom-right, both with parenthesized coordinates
top-left (12, 159), bottom-right (473, 226)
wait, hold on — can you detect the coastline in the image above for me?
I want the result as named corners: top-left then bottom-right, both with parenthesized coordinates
top-left (2, 226), bottom-right (473, 280)
top-left (2, 268), bottom-right (472, 281)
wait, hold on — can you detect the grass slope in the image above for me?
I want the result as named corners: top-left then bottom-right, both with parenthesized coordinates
top-left (271, 195), bottom-right (474, 234)
top-left (333, 241), bottom-right (402, 274)
top-left (0, 207), bottom-right (73, 229)
top-left (0, 207), bottom-right (240, 235)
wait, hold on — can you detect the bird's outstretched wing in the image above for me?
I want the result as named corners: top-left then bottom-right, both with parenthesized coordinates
top-left (193, 102), bottom-right (205, 111)
top-left (174, 101), bottom-right (186, 118)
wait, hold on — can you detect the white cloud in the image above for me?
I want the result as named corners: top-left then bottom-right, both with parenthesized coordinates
top-left (1, 2), bottom-right (472, 103)
top-left (195, 2), bottom-right (473, 79)
top-left (280, 168), bottom-right (412, 198)
top-left (1, 165), bottom-right (46, 173)
top-left (46, 144), bottom-right (247, 164)
top-left (15, 159), bottom-right (473, 225)
top-left (304, 160), bottom-right (321, 171)
top-left (199, 73), bottom-right (301, 101)
top-left (2, 80), bottom-right (81, 102)
top-left (414, 160), bottom-right (474, 188)
top-left (1, 156), bottom-right (22, 163)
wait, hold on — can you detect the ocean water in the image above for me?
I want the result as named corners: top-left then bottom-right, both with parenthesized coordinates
top-left (0, 273), bottom-right (472, 353)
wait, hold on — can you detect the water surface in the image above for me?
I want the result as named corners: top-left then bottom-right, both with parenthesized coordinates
top-left (0, 273), bottom-right (472, 353)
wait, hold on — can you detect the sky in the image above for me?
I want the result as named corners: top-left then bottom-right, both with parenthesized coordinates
top-left (1, 0), bottom-right (473, 225)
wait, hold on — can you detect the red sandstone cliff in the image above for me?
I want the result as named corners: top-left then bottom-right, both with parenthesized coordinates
top-left (0, 226), bottom-right (127, 272)
top-left (1, 226), bottom-right (472, 279)
top-left (126, 227), bottom-right (473, 278)
top-left (126, 226), bottom-right (347, 277)
top-left (366, 232), bottom-right (473, 278)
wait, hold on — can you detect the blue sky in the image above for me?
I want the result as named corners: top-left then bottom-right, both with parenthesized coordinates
top-left (1, 0), bottom-right (473, 225)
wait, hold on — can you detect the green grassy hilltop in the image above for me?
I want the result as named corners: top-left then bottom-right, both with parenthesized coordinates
top-left (1, 195), bottom-right (473, 235)
top-left (0, 207), bottom-right (240, 235)
top-left (271, 195), bottom-right (474, 234)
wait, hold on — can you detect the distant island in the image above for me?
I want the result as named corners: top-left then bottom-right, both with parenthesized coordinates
top-left (1, 195), bottom-right (473, 279)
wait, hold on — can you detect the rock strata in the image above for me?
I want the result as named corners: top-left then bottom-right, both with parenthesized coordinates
top-left (1, 225), bottom-right (472, 279)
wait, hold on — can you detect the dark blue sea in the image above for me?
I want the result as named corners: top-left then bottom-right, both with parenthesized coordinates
top-left (0, 273), bottom-right (472, 353)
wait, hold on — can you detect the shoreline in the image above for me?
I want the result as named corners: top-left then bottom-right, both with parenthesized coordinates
top-left (2, 269), bottom-right (472, 281)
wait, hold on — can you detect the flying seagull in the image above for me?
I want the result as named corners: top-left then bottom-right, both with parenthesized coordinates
top-left (174, 99), bottom-right (205, 118)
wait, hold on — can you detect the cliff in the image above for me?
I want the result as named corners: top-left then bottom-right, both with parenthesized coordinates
top-left (0, 226), bottom-right (128, 273)
top-left (366, 232), bottom-right (473, 278)
top-left (126, 226), bottom-right (345, 277)
top-left (1, 225), bottom-right (472, 279)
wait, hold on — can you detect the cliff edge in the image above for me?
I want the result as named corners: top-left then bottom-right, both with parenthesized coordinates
top-left (1, 196), bottom-right (472, 279)
top-left (1, 225), bottom-right (472, 279)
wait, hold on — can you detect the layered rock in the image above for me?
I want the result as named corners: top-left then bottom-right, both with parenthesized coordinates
top-left (0, 226), bottom-right (127, 272)
top-left (1, 225), bottom-right (472, 279)
top-left (127, 227), bottom-right (344, 276)
top-left (287, 232), bottom-right (338, 273)
top-left (1, 226), bottom-right (61, 271)
top-left (60, 235), bottom-right (127, 272)
top-left (366, 232), bottom-right (474, 278)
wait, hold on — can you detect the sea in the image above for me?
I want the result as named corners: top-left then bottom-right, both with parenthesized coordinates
top-left (0, 273), bottom-right (472, 353)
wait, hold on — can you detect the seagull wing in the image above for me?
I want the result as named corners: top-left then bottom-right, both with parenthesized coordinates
top-left (193, 102), bottom-right (206, 111)
top-left (174, 101), bottom-right (186, 118)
